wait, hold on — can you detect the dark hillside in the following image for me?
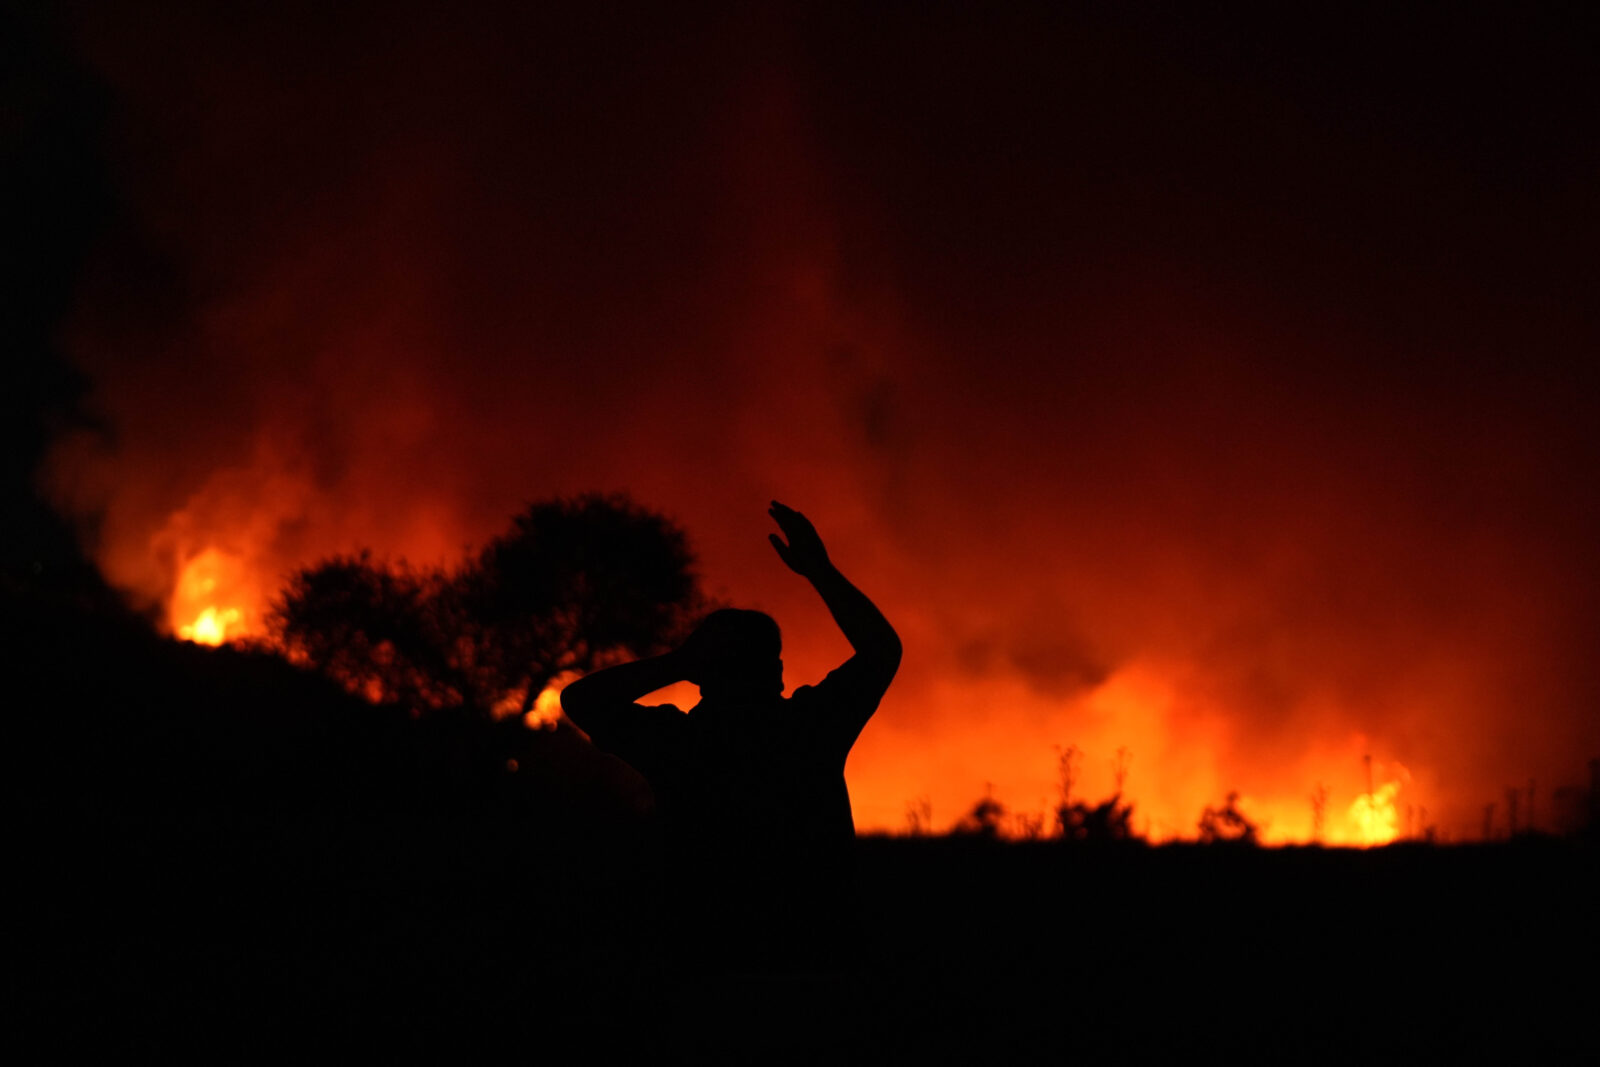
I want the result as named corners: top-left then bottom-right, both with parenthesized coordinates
top-left (15, 601), bottom-right (1593, 1060)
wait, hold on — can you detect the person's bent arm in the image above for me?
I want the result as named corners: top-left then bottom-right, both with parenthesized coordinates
top-left (560, 651), bottom-right (689, 737)
top-left (769, 501), bottom-right (902, 687)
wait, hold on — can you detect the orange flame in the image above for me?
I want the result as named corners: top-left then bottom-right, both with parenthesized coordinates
top-left (171, 548), bottom-right (261, 647)
top-left (179, 605), bottom-right (242, 646)
top-left (1346, 778), bottom-right (1404, 847)
top-left (157, 541), bottom-right (1433, 845)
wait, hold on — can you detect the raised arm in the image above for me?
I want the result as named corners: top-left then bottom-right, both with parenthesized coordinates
top-left (559, 650), bottom-right (688, 738)
top-left (768, 501), bottom-right (902, 689)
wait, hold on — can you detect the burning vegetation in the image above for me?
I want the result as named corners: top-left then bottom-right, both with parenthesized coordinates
top-left (25, 1), bottom-right (1600, 846)
top-left (11, 8), bottom-right (1598, 1060)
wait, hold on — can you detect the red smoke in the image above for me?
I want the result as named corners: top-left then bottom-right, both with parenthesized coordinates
top-left (45, 3), bottom-right (1600, 841)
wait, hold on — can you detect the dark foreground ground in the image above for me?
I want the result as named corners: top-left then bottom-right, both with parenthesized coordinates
top-left (9, 600), bottom-right (1594, 1061)
top-left (21, 815), bottom-right (1595, 1062)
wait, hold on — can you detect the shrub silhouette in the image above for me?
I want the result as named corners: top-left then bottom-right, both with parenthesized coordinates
top-left (1198, 791), bottom-right (1260, 846)
top-left (272, 494), bottom-right (703, 716)
top-left (1053, 742), bottom-right (1139, 843)
top-left (1058, 794), bottom-right (1137, 842)
top-left (954, 788), bottom-right (1007, 839)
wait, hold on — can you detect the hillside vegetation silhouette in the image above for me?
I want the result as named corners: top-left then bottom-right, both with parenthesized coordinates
top-left (12, 489), bottom-right (1598, 1059)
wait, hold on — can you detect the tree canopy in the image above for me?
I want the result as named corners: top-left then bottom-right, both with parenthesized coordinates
top-left (271, 494), bottom-right (704, 716)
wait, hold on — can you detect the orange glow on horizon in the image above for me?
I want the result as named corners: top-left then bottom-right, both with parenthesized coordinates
top-left (38, 0), bottom-right (1599, 870)
top-left (156, 540), bottom-right (1438, 845)
top-left (842, 662), bottom-right (1426, 846)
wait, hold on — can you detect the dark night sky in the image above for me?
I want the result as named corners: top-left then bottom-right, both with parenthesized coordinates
top-left (16, 2), bottom-right (1599, 838)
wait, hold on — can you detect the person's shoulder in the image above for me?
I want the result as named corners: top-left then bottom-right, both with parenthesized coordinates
top-left (785, 684), bottom-right (820, 707)
top-left (808, 655), bottom-right (883, 694)
top-left (785, 667), bottom-right (866, 710)
top-left (599, 700), bottom-right (688, 723)
top-left (636, 702), bottom-right (692, 730)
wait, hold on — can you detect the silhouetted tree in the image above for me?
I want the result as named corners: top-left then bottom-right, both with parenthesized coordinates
top-left (272, 494), bottom-right (704, 716)
top-left (461, 495), bottom-right (703, 714)
top-left (1198, 791), bottom-right (1259, 846)
top-left (272, 554), bottom-right (462, 708)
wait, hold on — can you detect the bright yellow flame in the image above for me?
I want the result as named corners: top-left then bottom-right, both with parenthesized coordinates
top-left (179, 605), bottom-right (242, 646)
top-left (529, 685), bottom-right (564, 727)
top-left (523, 671), bottom-right (582, 729)
top-left (170, 547), bottom-right (258, 646)
top-left (1346, 779), bottom-right (1402, 846)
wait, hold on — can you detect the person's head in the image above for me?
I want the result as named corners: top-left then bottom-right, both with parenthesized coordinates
top-left (682, 608), bottom-right (783, 702)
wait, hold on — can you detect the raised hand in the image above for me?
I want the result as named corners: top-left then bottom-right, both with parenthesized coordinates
top-left (768, 500), bottom-right (832, 579)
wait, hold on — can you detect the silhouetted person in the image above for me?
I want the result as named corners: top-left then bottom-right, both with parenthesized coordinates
top-left (561, 501), bottom-right (901, 970)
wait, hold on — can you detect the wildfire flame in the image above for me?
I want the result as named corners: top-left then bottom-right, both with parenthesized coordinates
top-left (157, 536), bottom-right (1432, 844)
top-left (179, 605), bottom-right (243, 646)
top-left (526, 675), bottom-right (577, 729)
top-left (34, 0), bottom-right (1597, 866)
top-left (1347, 778), bottom-right (1404, 847)
top-left (494, 672), bottom-right (580, 730)
top-left (170, 547), bottom-right (260, 647)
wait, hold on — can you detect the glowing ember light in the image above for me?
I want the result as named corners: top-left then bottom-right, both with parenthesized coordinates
top-left (1347, 779), bottom-right (1403, 846)
top-left (169, 548), bottom-right (261, 647)
top-left (179, 606), bottom-right (243, 646)
top-left (524, 671), bottom-right (581, 729)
